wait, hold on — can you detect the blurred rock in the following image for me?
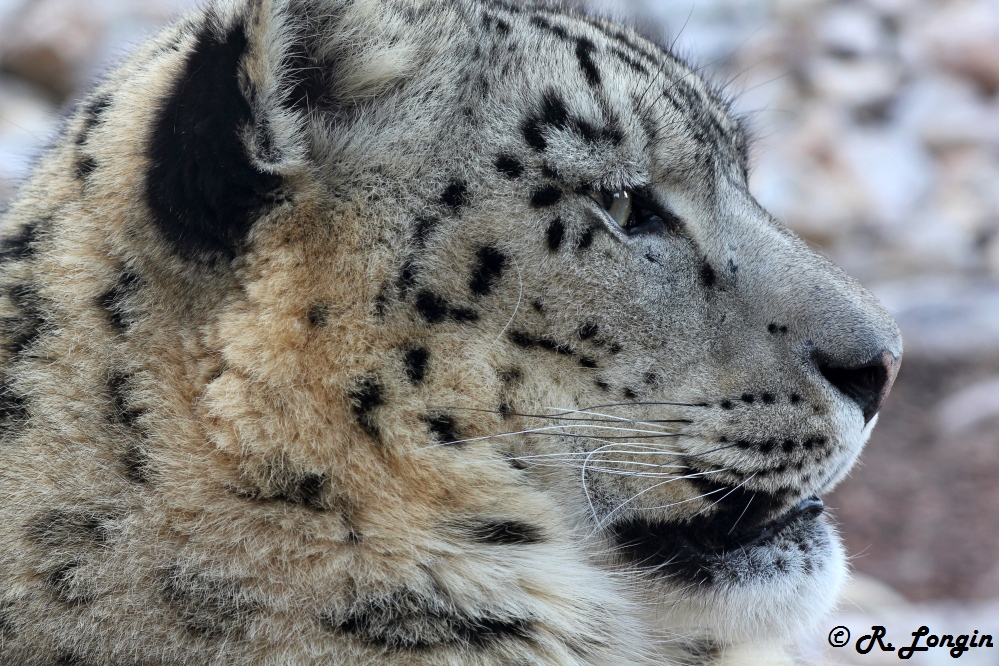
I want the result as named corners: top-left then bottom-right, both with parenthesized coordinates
top-left (0, 73), bottom-right (59, 203)
top-left (838, 574), bottom-right (909, 616)
top-left (813, 4), bottom-right (887, 59)
top-left (915, 0), bottom-right (999, 96)
top-left (873, 278), bottom-right (999, 359)
top-left (0, 0), bottom-right (105, 100)
top-left (936, 377), bottom-right (999, 435)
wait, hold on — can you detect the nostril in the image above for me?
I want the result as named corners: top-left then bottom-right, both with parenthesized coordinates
top-left (814, 351), bottom-right (900, 424)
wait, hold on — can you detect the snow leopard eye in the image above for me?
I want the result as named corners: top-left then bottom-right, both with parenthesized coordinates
top-left (590, 189), bottom-right (633, 228)
top-left (589, 188), bottom-right (683, 235)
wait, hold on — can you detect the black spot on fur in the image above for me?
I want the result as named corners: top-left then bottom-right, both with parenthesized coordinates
top-left (307, 304), bottom-right (329, 327)
top-left (28, 509), bottom-right (116, 605)
top-left (76, 156), bottom-right (98, 180)
top-left (546, 218), bottom-right (565, 252)
top-left (494, 154), bottom-right (523, 179)
top-left (577, 227), bottom-right (594, 251)
top-left (530, 14), bottom-right (569, 39)
top-left (4, 283), bottom-right (48, 354)
top-left (790, 393), bottom-right (802, 404)
top-left (506, 451), bottom-right (527, 470)
top-left (498, 368), bottom-right (522, 384)
top-left (450, 306), bottom-right (479, 322)
top-left (97, 272), bottom-right (142, 332)
top-left (761, 393), bottom-right (776, 404)
top-left (413, 217), bottom-right (440, 246)
top-left (0, 376), bottom-right (28, 424)
top-left (521, 91), bottom-right (569, 152)
top-left (399, 260), bottom-right (418, 291)
top-left (804, 436), bottom-right (827, 450)
top-left (404, 347), bottom-right (429, 384)
top-left (273, 472), bottom-right (329, 509)
top-left (464, 520), bottom-right (543, 545)
top-left (509, 331), bottom-right (573, 356)
top-left (121, 441), bottom-right (151, 484)
top-left (520, 89), bottom-right (615, 153)
top-left (595, 380), bottom-right (610, 391)
top-left (374, 285), bottom-right (391, 318)
top-left (233, 462), bottom-right (337, 511)
top-left (321, 588), bottom-right (533, 651)
top-left (414, 290), bottom-right (479, 324)
top-left (720, 400), bottom-right (734, 410)
top-left (469, 246), bottom-right (506, 296)
top-left (530, 186), bottom-right (562, 208)
top-left (162, 567), bottom-right (261, 639)
top-left (482, 13), bottom-right (511, 34)
top-left (579, 356), bottom-right (597, 369)
top-left (440, 180), bottom-right (468, 210)
top-left (414, 290), bottom-right (448, 323)
top-left (424, 414), bottom-right (461, 445)
top-left (575, 38), bottom-right (601, 86)
top-left (541, 164), bottom-right (561, 180)
top-left (578, 322), bottom-right (598, 340)
top-left (45, 561), bottom-right (95, 605)
top-left (623, 387), bottom-right (637, 400)
top-left (350, 378), bottom-right (385, 440)
top-left (0, 223), bottom-right (38, 262)
top-left (611, 47), bottom-right (648, 75)
top-left (107, 371), bottom-right (144, 428)
top-left (76, 94), bottom-right (111, 147)
top-left (146, 20), bottom-right (281, 261)
top-left (740, 393), bottom-right (755, 404)
top-left (27, 509), bottom-right (114, 550)
top-left (75, 96), bottom-right (111, 179)
top-left (700, 261), bottom-right (717, 288)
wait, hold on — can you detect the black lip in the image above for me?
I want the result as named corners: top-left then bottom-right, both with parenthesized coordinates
top-left (733, 496), bottom-right (824, 549)
top-left (610, 497), bottom-right (825, 580)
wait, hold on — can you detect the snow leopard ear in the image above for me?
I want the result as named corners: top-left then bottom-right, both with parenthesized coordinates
top-left (145, 0), bottom-right (412, 262)
top-left (144, 0), bottom-right (414, 262)
top-left (144, 3), bottom-right (301, 262)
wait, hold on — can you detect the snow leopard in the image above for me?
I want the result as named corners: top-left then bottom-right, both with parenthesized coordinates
top-left (0, 0), bottom-right (902, 663)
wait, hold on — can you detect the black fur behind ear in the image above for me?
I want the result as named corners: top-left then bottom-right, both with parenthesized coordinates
top-left (146, 19), bottom-right (281, 261)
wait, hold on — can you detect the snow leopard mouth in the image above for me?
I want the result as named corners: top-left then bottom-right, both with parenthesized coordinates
top-left (610, 497), bottom-right (826, 582)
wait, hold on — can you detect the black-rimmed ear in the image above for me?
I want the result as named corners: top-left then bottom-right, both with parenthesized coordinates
top-left (145, 4), bottom-right (302, 262)
top-left (144, 0), bottom-right (419, 262)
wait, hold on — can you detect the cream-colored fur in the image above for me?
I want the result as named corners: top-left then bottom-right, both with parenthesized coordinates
top-left (0, 0), bottom-right (900, 664)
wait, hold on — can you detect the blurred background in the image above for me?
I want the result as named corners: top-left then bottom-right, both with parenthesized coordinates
top-left (1, 0), bottom-right (997, 662)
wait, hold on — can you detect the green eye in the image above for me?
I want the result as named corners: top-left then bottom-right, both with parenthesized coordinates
top-left (589, 188), bottom-right (683, 235)
top-left (589, 189), bottom-right (633, 228)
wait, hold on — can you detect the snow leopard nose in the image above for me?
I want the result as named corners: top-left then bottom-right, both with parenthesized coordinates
top-left (813, 350), bottom-right (900, 424)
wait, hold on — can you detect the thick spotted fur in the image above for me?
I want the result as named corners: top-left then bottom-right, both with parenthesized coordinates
top-left (0, 0), bottom-right (902, 664)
